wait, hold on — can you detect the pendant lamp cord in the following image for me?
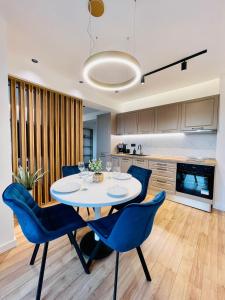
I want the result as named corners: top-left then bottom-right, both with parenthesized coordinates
top-left (87, 1), bottom-right (95, 55)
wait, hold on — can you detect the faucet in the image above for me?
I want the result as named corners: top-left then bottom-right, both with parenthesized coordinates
top-left (137, 144), bottom-right (143, 155)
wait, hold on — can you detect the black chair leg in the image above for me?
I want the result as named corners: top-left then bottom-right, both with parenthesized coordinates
top-left (86, 240), bottom-right (101, 269)
top-left (76, 207), bottom-right (80, 214)
top-left (36, 242), bottom-right (48, 300)
top-left (67, 233), bottom-right (90, 274)
top-left (108, 207), bottom-right (114, 215)
top-left (30, 244), bottom-right (40, 265)
top-left (136, 246), bottom-right (151, 281)
top-left (87, 207), bottom-right (90, 216)
top-left (113, 252), bottom-right (120, 300)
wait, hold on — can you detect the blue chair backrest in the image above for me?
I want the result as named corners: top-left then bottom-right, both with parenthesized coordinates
top-left (2, 183), bottom-right (49, 244)
top-left (127, 165), bottom-right (152, 203)
top-left (107, 191), bottom-right (166, 252)
top-left (62, 165), bottom-right (80, 177)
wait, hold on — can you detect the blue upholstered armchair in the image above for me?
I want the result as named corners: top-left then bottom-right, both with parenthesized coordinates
top-left (108, 165), bottom-right (152, 214)
top-left (2, 183), bottom-right (89, 300)
top-left (88, 191), bottom-right (166, 300)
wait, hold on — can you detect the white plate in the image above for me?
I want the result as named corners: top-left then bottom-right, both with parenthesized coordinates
top-left (112, 173), bottom-right (132, 180)
top-left (107, 185), bottom-right (128, 198)
top-left (52, 181), bottom-right (81, 194)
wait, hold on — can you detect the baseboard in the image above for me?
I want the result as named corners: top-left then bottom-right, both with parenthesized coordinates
top-left (0, 238), bottom-right (17, 254)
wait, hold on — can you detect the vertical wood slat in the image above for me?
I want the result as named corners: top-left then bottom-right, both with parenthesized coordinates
top-left (79, 101), bottom-right (83, 162)
top-left (60, 96), bottom-right (66, 171)
top-left (28, 85), bottom-right (35, 173)
top-left (35, 87), bottom-right (42, 205)
top-left (42, 89), bottom-right (49, 202)
top-left (55, 93), bottom-right (60, 179)
top-left (19, 82), bottom-right (27, 169)
top-left (66, 97), bottom-right (71, 165)
top-left (70, 98), bottom-right (75, 165)
top-left (10, 79), bottom-right (18, 174)
top-left (9, 76), bottom-right (83, 206)
top-left (49, 92), bottom-right (55, 187)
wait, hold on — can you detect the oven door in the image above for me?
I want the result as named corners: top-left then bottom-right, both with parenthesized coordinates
top-left (176, 163), bottom-right (215, 200)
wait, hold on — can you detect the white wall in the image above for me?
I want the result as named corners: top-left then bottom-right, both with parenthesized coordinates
top-left (119, 79), bottom-right (220, 112)
top-left (115, 133), bottom-right (217, 158)
top-left (0, 17), bottom-right (15, 253)
top-left (214, 75), bottom-right (225, 211)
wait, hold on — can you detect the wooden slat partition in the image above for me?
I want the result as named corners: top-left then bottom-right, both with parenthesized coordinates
top-left (9, 77), bottom-right (83, 206)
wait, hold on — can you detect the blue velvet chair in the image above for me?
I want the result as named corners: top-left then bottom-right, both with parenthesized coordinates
top-left (88, 191), bottom-right (166, 300)
top-left (2, 183), bottom-right (89, 300)
top-left (108, 165), bottom-right (152, 214)
top-left (62, 165), bottom-right (90, 216)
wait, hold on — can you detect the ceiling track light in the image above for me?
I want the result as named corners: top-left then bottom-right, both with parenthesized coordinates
top-left (181, 61), bottom-right (187, 71)
top-left (141, 49), bottom-right (207, 84)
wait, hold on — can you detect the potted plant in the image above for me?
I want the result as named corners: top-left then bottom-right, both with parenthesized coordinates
top-left (13, 166), bottom-right (47, 195)
top-left (89, 159), bottom-right (104, 183)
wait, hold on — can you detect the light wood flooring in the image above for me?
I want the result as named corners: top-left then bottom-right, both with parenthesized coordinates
top-left (1, 198), bottom-right (225, 300)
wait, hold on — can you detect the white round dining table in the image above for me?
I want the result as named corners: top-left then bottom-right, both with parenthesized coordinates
top-left (50, 172), bottom-right (142, 259)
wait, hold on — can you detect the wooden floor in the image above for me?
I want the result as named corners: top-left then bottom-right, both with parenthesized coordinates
top-left (1, 198), bottom-right (225, 300)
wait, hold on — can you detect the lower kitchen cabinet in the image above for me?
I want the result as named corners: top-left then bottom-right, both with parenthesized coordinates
top-left (120, 157), bottom-right (133, 173)
top-left (133, 158), bottom-right (148, 169)
top-left (111, 156), bottom-right (121, 169)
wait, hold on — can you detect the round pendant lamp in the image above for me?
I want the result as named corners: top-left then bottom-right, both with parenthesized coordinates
top-left (83, 51), bottom-right (141, 91)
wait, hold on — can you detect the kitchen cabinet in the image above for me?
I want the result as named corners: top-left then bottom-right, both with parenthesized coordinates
top-left (137, 108), bottom-right (155, 133)
top-left (116, 114), bottom-right (124, 135)
top-left (155, 103), bottom-right (180, 133)
top-left (120, 157), bottom-right (133, 173)
top-left (181, 95), bottom-right (219, 131)
top-left (123, 111), bottom-right (138, 134)
top-left (133, 158), bottom-right (148, 169)
top-left (148, 160), bottom-right (177, 198)
top-left (111, 156), bottom-right (121, 169)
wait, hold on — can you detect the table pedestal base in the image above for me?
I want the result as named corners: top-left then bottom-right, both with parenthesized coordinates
top-left (80, 231), bottom-right (113, 259)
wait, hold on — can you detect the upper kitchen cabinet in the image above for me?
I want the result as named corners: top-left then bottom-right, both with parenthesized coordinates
top-left (155, 103), bottom-right (180, 133)
top-left (181, 95), bottom-right (219, 131)
top-left (124, 111), bottom-right (138, 134)
top-left (117, 111), bottom-right (138, 135)
top-left (137, 108), bottom-right (155, 133)
top-left (116, 114), bottom-right (124, 135)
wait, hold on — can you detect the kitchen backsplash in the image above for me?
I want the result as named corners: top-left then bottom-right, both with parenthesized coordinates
top-left (111, 133), bottom-right (217, 158)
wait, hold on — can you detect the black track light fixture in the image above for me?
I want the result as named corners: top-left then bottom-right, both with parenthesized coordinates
top-left (141, 49), bottom-right (207, 85)
top-left (181, 61), bottom-right (187, 71)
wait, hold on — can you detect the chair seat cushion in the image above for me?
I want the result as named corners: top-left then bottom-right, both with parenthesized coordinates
top-left (87, 210), bottom-right (122, 239)
top-left (40, 204), bottom-right (86, 238)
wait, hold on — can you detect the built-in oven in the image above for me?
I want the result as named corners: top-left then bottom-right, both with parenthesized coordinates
top-left (176, 163), bottom-right (215, 200)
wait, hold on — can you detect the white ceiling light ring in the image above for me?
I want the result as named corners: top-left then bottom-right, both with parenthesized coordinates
top-left (83, 51), bottom-right (141, 91)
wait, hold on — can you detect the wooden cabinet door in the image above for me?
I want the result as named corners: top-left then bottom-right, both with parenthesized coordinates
top-left (120, 157), bottom-right (133, 173)
top-left (124, 111), bottom-right (138, 134)
top-left (138, 108), bottom-right (155, 133)
top-left (155, 103), bottom-right (180, 133)
top-left (116, 114), bottom-right (124, 135)
top-left (133, 158), bottom-right (148, 169)
top-left (181, 96), bottom-right (219, 131)
top-left (111, 156), bottom-right (121, 169)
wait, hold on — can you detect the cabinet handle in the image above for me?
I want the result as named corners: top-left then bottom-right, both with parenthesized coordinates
top-left (136, 159), bottom-right (144, 162)
top-left (191, 127), bottom-right (204, 130)
top-left (156, 179), bottom-right (167, 184)
top-left (156, 167), bottom-right (167, 171)
top-left (156, 163), bottom-right (167, 167)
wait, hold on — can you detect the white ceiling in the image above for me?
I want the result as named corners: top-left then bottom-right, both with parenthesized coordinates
top-left (0, 0), bottom-right (224, 109)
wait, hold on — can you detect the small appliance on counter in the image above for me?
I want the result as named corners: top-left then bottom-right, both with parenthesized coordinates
top-left (117, 143), bottom-right (130, 154)
top-left (131, 144), bottom-right (136, 155)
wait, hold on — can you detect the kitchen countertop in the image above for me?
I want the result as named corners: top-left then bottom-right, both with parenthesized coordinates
top-left (111, 153), bottom-right (216, 166)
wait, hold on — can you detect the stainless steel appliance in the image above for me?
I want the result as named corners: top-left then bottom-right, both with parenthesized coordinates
top-left (117, 143), bottom-right (130, 154)
top-left (176, 163), bottom-right (215, 200)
